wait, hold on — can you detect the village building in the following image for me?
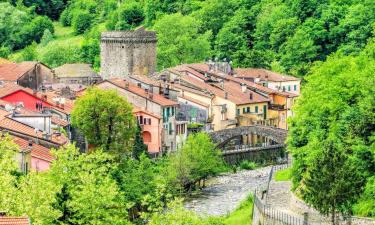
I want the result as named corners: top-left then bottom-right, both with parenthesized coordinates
top-left (133, 107), bottom-right (162, 155)
top-left (234, 68), bottom-right (301, 95)
top-left (53, 63), bottom-right (102, 85)
top-left (160, 62), bottom-right (299, 130)
top-left (95, 79), bottom-right (184, 152)
top-left (0, 61), bottom-right (54, 90)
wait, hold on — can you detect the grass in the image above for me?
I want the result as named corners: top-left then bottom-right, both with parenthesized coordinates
top-left (274, 167), bottom-right (292, 181)
top-left (239, 160), bottom-right (257, 170)
top-left (223, 195), bottom-right (253, 225)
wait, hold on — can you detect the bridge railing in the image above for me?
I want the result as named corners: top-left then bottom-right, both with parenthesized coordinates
top-left (222, 144), bottom-right (285, 154)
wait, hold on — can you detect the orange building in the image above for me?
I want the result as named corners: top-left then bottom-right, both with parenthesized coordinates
top-left (133, 107), bottom-right (162, 154)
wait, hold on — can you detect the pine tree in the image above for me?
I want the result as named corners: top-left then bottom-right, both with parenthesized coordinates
top-left (301, 141), bottom-right (365, 225)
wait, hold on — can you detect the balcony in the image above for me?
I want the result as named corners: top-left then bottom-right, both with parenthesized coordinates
top-left (269, 103), bottom-right (285, 110)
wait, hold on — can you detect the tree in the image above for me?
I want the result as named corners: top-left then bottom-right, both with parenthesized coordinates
top-left (40, 29), bottom-right (53, 47)
top-left (301, 141), bottom-right (364, 224)
top-left (106, 2), bottom-right (145, 30)
top-left (288, 38), bottom-right (375, 219)
top-left (72, 10), bottom-right (92, 34)
top-left (20, 42), bottom-right (37, 61)
top-left (153, 13), bottom-right (212, 70)
top-left (167, 132), bottom-right (225, 192)
top-left (71, 88), bottom-right (136, 157)
top-left (23, 0), bottom-right (67, 20)
top-left (48, 145), bottom-right (130, 225)
top-left (132, 124), bottom-right (148, 160)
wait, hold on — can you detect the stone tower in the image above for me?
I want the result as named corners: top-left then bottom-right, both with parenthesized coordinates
top-left (100, 27), bottom-right (157, 79)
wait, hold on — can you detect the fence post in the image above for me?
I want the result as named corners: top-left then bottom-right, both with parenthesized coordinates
top-left (303, 212), bottom-right (308, 225)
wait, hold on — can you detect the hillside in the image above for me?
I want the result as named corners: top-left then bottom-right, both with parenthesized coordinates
top-left (1, 0), bottom-right (374, 75)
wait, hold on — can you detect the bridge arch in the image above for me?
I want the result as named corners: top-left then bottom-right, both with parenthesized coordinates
top-left (209, 125), bottom-right (287, 148)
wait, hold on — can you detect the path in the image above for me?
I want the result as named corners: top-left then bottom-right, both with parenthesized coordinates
top-left (184, 166), bottom-right (272, 216)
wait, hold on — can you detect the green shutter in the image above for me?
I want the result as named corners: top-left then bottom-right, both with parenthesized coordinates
top-left (255, 106), bottom-right (258, 113)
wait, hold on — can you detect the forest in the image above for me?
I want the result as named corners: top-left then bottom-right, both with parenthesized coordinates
top-left (1, 0), bottom-right (374, 76)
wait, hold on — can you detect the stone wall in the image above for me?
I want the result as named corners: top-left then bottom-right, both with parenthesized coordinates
top-left (100, 27), bottom-right (157, 79)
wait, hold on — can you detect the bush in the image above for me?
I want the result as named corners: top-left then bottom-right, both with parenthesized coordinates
top-left (239, 160), bottom-right (257, 170)
top-left (40, 29), bottom-right (54, 47)
top-left (59, 8), bottom-right (73, 26)
top-left (72, 10), bottom-right (92, 34)
top-left (29, 16), bottom-right (54, 43)
top-left (39, 42), bottom-right (82, 67)
top-left (106, 2), bottom-right (144, 30)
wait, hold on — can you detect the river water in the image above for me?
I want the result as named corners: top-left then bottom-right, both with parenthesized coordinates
top-left (184, 166), bottom-right (273, 216)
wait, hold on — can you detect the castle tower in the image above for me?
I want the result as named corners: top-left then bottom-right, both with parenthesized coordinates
top-left (100, 27), bottom-right (157, 79)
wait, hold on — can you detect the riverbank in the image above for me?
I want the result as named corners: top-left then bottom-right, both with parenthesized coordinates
top-left (184, 166), bottom-right (272, 216)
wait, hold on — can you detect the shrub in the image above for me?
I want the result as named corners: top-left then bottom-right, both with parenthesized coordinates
top-left (239, 160), bottom-right (257, 170)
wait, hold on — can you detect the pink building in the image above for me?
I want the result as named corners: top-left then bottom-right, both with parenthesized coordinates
top-left (133, 107), bottom-right (162, 154)
top-left (13, 136), bottom-right (54, 172)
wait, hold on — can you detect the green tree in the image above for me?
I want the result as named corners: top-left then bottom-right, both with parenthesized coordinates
top-left (0, 46), bottom-right (11, 58)
top-left (288, 38), bottom-right (375, 218)
top-left (71, 88), bottom-right (136, 156)
top-left (39, 42), bottom-right (82, 68)
top-left (106, 2), bottom-right (145, 30)
top-left (40, 29), bottom-right (54, 47)
top-left (132, 124), bottom-right (148, 160)
top-left (20, 42), bottom-right (37, 61)
top-left (153, 13), bottom-right (211, 70)
top-left (301, 141), bottom-right (364, 224)
top-left (23, 0), bottom-right (67, 20)
top-left (72, 10), bottom-right (92, 34)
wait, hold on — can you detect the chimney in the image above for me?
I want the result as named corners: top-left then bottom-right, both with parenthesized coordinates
top-left (125, 82), bottom-right (129, 89)
top-left (42, 131), bottom-right (48, 139)
top-left (220, 80), bottom-right (225, 89)
top-left (250, 93), bottom-right (253, 100)
top-left (149, 84), bottom-right (154, 93)
top-left (137, 83), bottom-right (141, 88)
top-left (241, 83), bottom-right (247, 93)
top-left (224, 92), bottom-right (228, 99)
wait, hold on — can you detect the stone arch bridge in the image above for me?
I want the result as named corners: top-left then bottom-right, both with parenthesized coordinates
top-left (209, 126), bottom-right (288, 164)
top-left (209, 125), bottom-right (288, 148)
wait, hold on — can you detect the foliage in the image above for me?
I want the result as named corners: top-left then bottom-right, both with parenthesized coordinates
top-left (106, 2), bottom-right (145, 30)
top-left (132, 124), bottom-right (148, 160)
top-left (353, 175), bottom-right (375, 218)
top-left (23, 0), bottom-right (67, 20)
top-left (38, 41), bottom-right (82, 67)
top-left (148, 199), bottom-right (224, 225)
top-left (166, 132), bottom-right (225, 192)
top-left (274, 167), bottom-right (292, 181)
top-left (72, 10), bottom-right (92, 34)
top-left (19, 42), bottom-right (37, 61)
top-left (153, 13), bottom-right (212, 70)
top-left (71, 88), bottom-right (136, 157)
top-left (223, 195), bottom-right (253, 225)
top-left (40, 29), bottom-right (54, 46)
top-left (288, 39), bottom-right (375, 218)
top-left (239, 160), bottom-right (257, 170)
top-left (187, 122), bottom-right (204, 129)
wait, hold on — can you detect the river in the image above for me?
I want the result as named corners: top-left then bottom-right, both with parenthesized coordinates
top-left (184, 166), bottom-right (273, 216)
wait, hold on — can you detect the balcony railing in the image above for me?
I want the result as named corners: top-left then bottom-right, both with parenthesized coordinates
top-left (269, 104), bottom-right (285, 110)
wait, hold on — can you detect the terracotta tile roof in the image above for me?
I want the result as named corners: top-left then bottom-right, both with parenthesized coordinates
top-left (0, 58), bottom-right (12, 65)
top-left (13, 136), bottom-right (54, 162)
top-left (0, 82), bottom-right (74, 114)
top-left (174, 63), bottom-right (298, 98)
top-left (0, 109), bottom-right (68, 145)
top-left (178, 75), bottom-right (269, 105)
top-left (54, 63), bottom-right (99, 78)
top-left (129, 75), bottom-right (162, 86)
top-left (178, 95), bottom-right (210, 108)
top-left (132, 107), bottom-right (161, 119)
top-left (106, 79), bottom-right (178, 107)
top-left (234, 68), bottom-right (301, 82)
top-left (0, 62), bottom-right (37, 81)
top-left (0, 216), bottom-right (30, 225)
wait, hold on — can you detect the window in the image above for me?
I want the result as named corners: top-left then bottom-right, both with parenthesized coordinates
top-left (288, 85), bottom-right (291, 91)
top-left (167, 107), bottom-right (170, 117)
top-left (171, 107), bottom-right (175, 116)
top-left (169, 122), bottom-right (173, 135)
top-left (139, 116), bottom-right (143, 124)
top-left (148, 118), bottom-right (151, 125)
top-left (247, 107), bottom-right (250, 113)
top-left (294, 85), bottom-right (297, 91)
top-left (237, 109), bottom-right (240, 115)
top-left (282, 86), bottom-right (286, 91)
top-left (255, 106), bottom-right (258, 113)
top-left (243, 108), bottom-right (246, 113)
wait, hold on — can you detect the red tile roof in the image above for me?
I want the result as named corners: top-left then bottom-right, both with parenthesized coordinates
top-left (0, 82), bottom-right (74, 114)
top-left (106, 79), bottom-right (178, 107)
top-left (178, 95), bottom-right (210, 108)
top-left (13, 136), bottom-right (54, 162)
top-left (234, 68), bottom-right (300, 82)
top-left (0, 62), bottom-right (37, 81)
top-left (0, 109), bottom-right (68, 145)
top-left (0, 216), bottom-right (30, 225)
top-left (178, 74), bottom-right (269, 105)
top-left (0, 58), bottom-right (12, 65)
top-left (132, 107), bottom-right (161, 119)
